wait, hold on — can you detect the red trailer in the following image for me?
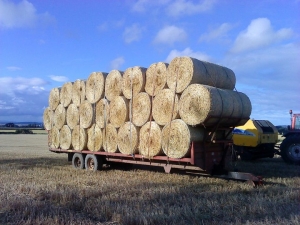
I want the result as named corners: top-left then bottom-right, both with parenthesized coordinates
top-left (48, 125), bottom-right (262, 185)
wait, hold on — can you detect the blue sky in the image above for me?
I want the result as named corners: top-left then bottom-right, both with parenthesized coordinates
top-left (0, 0), bottom-right (299, 125)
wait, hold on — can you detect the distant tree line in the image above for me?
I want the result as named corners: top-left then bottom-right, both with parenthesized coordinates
top-left (1, 123), bottom-right (44, 128)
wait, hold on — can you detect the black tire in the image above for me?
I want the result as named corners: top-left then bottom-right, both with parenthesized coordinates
top-left (236, 146), bottom-right (253, 161)
top-left (72, 153), bottom-right (85, 169)
top-left (280, 135), bottom-right (300, 164)
top-left (85, 154), bottom-right (103, 171)
top-left (240, 150), bottom-right (253, 161)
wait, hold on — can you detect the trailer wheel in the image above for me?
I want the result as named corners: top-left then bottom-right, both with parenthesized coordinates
top-left (72, 153), bottom-right (85, 169)
top-left (280, 135), bottom-right (300, 164)
top-left (85, 154), bottom-right (103, 171)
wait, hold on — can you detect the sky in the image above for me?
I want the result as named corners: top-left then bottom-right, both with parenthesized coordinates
top-left (0, 0), bottom-right (299, 125)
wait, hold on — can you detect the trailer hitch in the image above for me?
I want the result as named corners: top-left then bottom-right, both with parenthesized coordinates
top-left (216, 172), bottom-right (263, 187)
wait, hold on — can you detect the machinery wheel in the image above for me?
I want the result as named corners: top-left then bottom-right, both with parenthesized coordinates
top-left (240, 151), bottom-right (253, 161)
top-left (236, 146), bottom-right (253, 161)
top-left (280, 135), bottom-right (300, 164)
top-left (72, 153), bottom-right (85, 169)
top-left (85, 154), bottom-right (103, 171)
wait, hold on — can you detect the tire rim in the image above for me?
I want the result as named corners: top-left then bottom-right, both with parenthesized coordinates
top-left (87, 158), bottom-right (95, 170)
top-left (288, 143), bottom-right (300, 160)
top-left (75, 157), bottom-right (82, 168)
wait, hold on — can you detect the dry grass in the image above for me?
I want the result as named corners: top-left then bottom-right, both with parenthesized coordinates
top-left (0, 129), bottom-right (48, 134)
top-left (0, 134), bottom-right (299, 225)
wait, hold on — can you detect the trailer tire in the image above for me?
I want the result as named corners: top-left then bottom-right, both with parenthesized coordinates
top-left (85, 154), bottom-right (103, 171)
top-left (280, 135), bottom-right (300, 164)
top-left (72, 153), bottom-right (85, 169)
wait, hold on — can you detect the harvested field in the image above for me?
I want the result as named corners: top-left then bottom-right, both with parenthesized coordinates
top-left (0, 134), bottom-right (299, 225)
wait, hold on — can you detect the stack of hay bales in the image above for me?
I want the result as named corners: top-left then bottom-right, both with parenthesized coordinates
top-left (44, 56), bottom-right (251, 159)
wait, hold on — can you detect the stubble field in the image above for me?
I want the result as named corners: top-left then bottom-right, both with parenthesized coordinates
top-left (0, 134), bottom-right (299, 225)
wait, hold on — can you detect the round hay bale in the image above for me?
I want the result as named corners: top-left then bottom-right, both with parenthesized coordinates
top-left (232, 92), bottom-right (252, 126)
top-left (49, 87), bottom-right (60, 110)
top-left (109, 96), bottom-right (129, 128)
top-left (105, 70), bottom-right (123, 101)
top-left (152, 89), bottom-right (180, 126)
top-left (86, 72), bottom-right (107, 104)
top-left (72, 79), bottom-right (86, 107)
top-left (131, 92), bottom-right (151, 127)
top-left (145, 62), bottom-right (168, 96)
top-left (79, 100), bottom-right (94, 128)
top-left (71, 125), bottom-right (87, 150)
top-left (87, 124), bottom-right (102, 151)
top-left (96, 98), bottom-right (110, 128)
top-left (139, 121), bottom-right (162, 158)
top-left (60, 82), bottom-right (73, 107)
top-left (49, 126), bottom-right (60, 149)
top-left (43, 107), bottom-right (53, 131)
top-left (53, 104), bottom-right (66, 129)
top-left (123, 66), bottom-right (147, 99)
top-left (59, 125), bottom-right (72, 149)
top-left (103, 124), bottom-right (118, 153)
top-left (162, 119), bottom-right (204, 158)
top-left (117, 122), bottom-right (139, 155)
top-left (178, 84), bottom-right (252, 127)
top-left (167, 56), bottom-right (236, 93)
top-left (66, 103), bottom-right (79, 129)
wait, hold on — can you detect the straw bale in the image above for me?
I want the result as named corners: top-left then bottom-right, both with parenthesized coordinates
top-left (96, 98), bottom-right (110, 128)
top-left (86, 72), bottom-right (107, 104)
top-left (60, 82), bottom-right (73, 107)
top-left (162, 119), bottom-right (204, 158)
top-left (49, 126), bottom-right (60, 149)
top-left (131, 92), bottom-right (151, 127)
top-left (71, 125), bottom-right (87, 150)
top-left (53, 104), bottom-right (66, 129)
top-left (72, 79), bottom-right (86, 107)
top-left (43, 107), bottom-right (53, 131)
top-left (105, 70), bottom-right (123, 101)
top-left (139, 121), bottom-right (162, 158)
top-left (117, 122), bottom-right (139, 155)
top-left (145, 62), bottom-right (168, 96)
top-left (103, 124), bottom-right (118, 153)
top-left (59, 125), bottom-right (72, 150)
top-left (178, 84), bottom-right (252, 127)
top-left (167, 56), bottom-right (236, 93)
top-left (87, 124), bottom-right (102, 151)
top-left (232, 92), bottom-right (252, 126)
top-left (109, 96), bottom-right (129, 128)
top-left (79, 100), bottom-right (94, 128)
top-left (123, 66), bottom-right (147, 99)
top-left (49, 87), bottom-right (60, 110)
top-left (152, 89), bottom-right (180, 126)
top-left (66, 103), bottom-right (79, 129)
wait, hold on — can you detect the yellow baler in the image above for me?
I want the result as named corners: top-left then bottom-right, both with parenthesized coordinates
top-left (232, 120), bottom-right (278, 160)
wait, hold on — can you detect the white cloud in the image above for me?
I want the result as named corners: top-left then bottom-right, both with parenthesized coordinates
top-left (97, 22), bottom-right (108, 32)
top-left (123, 23), bottom-right (144, 43)
top-left (0, 76), bottom-right (49, 120)
top-left (132, 0), bottom-right (170, 12)
top-left (153, 26), bottom-right (187, 45)
top-left (166, 0), bottom-right (217, 17)
top-left (131, 0), bottom-right (215, 17)
top-left (166, 47), bottom-right (211, 63)
top-left (231, 18), bottom-right (293, 53)
top-left (110, 57), bottom-right (125, 70)
top-left (222, 41), bottom-right (300, 125)
top-left (7, 66), bottom-right (22, 71)
top-left (49, 75), bottom-right (68, 82)
top-left (199, 23), bottom-right (233, 42)
top-left (97, 19), bottom-right (125, 33)
top-left (0, 0), bottom-right (55, 29)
